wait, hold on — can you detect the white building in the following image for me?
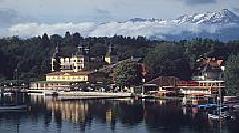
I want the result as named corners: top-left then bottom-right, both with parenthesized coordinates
top-left (51, 44), bottom-right (90, 72)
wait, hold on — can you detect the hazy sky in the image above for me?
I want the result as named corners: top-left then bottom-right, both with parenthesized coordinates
top-left (0, 0), bottom-right (239, 25)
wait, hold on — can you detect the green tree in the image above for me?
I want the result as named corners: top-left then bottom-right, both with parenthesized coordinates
top-left (41, 33), bottom-right (50, 47)
top-left (144, 43), bottom-right (191, 80)
top-left (114, 62), bottom-right (142, 87)
top-left (224, 54), bottom-right (239, 95)
top-left (50, 34), bottom-right (62, 47)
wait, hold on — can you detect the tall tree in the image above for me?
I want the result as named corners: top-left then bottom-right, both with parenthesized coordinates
top-left (72, 32), bottom-right (81, 46)
top-left (65, 31), bottom-right (71, 40)
top-left (114, 61), bottom-right (142, 87)
top-left (144, 43), bottom-right (191, 80)
top-left (41, 33), bottom-right (50, 47)
top-left (224, 54), bottom-right (239, 95)
top-left (50, 34), bottom-right (62, 47)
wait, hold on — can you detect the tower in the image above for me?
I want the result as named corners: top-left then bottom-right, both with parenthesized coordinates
top-left (105, 40), bottom-right (118, 64)
top-left (51, 45), bottom-right (61, 72)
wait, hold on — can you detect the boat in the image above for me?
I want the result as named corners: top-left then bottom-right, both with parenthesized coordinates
top-left (0, 105), bottom-right (28, 110)
top-left (44, 91), bottom-right (58, 96)
top-left (198, 104), bottom-right (217, 110)
top-left (208, 112), bottom-right (236, 121)
top-left (233, 104), bottom-right (239, 110)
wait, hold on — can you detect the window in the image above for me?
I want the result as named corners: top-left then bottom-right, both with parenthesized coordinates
top-left (221, 73), bottom-right (224, 78)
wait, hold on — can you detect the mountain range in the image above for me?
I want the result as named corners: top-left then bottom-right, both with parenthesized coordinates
top-left (6, 9), bottom-right (239, 41)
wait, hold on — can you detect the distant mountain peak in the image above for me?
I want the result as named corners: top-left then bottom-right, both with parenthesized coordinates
top-left (128, 18), bottom-right (162, 22)
top-left (175, 9), bottom-right (239, 24)
top-left (6, 9), bottom-right (239, 41)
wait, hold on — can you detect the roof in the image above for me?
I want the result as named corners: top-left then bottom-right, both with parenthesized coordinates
top-left (196, 80), bottom-right (224, 83)
top-left (31, 81), bottom-right (72, 83)
top-left (30, 81), bottom-right (88, 84)
top-left (46, 71), bottom-right (93, 76)
top-left (146, 76), bottom-right (177, 86)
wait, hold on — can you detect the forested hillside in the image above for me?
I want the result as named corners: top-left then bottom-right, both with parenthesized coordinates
top-left (0, 32), bottom-right (239, 85)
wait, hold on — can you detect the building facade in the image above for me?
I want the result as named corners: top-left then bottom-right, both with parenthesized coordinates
top-left (176, 80), bottom-right (225, 95)
top-left (30, 71), bottom-right (107, 91)
top-left (141, 76), bottom-right (225, 96)
top-left (51, 44), bottom-right (90, 72)
top-left (192, 57), bottom-right (224, 81)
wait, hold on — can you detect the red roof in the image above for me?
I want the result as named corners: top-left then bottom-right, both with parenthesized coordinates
top-left (146, 76), bottom-right (177, 86)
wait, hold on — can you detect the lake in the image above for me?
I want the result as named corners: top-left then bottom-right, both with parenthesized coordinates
top-left (0, 94), bottom-right (239, 133)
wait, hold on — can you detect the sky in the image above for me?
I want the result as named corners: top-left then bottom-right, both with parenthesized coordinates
top-left (0, 0), bottom-right (239, 24)
top-left (0, 0), bottom-right (239, 38)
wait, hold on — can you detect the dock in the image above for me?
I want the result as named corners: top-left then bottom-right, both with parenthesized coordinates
top-left (27, 90), bottom-right (133, 100)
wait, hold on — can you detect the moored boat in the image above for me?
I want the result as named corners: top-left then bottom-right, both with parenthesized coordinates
top-left (208, 112), bottom-right (236, 121)
top-left (233, 104), bottom-right (239, 110)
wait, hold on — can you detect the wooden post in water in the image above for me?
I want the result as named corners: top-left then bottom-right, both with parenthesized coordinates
top-left (219, 86), bottom-right (222, 133)
top-left (0, 87), bottom-right (3, 96)
top-left (0, 87), bottom-right (4, 105)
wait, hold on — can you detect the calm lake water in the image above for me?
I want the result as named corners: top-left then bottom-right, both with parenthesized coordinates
top-left (0, 94), bottom-right (239, 133)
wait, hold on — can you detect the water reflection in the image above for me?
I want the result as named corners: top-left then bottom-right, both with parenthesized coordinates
top-left (30, 96), bottom-right (145, 132)
top-left (0, 94), bottom-right (239, 133)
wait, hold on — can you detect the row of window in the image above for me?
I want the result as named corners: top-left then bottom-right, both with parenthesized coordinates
top-left (46, 75), bottom-right (88, 81)
top-left (199, 83), bottom-right (224, 86)
top-left (74, 60), bottom-right (83, 63)
top-left (61, 65), bottom-right (84, 70)
top-left (60, 59), bottom-right (83, 63)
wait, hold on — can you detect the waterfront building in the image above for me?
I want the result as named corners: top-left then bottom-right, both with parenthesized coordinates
top-left (140, 76), bottom-right (177, 95)
top-left (30, 71), bottom-right (107, 91)
top-left (176, 80), bottom-right (225, 95)
top-left (140, 76), bottom-right (225, 96)
top-left (45, 71), bottom-right (107, 83)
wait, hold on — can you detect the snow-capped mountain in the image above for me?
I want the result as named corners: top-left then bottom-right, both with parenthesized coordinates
top-left (126, 9), bottom-right (239, 25)
top-left (128, 18), bottom-right (162, 23)
top-left (6, 9), bottom-right (239, 41)
top-left (174, 9), bottom-right (239, 24)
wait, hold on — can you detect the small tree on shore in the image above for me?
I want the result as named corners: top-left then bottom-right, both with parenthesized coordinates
top-left (113, 61), bottom-right (142, 88)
